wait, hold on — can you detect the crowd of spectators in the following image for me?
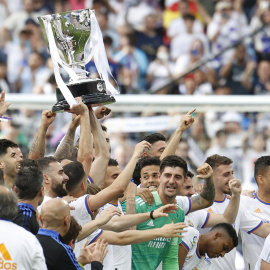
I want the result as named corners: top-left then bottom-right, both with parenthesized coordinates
top-left (0, 0), bottom-right (270, 95)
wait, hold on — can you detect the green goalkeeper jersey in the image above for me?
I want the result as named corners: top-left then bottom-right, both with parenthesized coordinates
top-left (121, 191), bottom-right (185, 270)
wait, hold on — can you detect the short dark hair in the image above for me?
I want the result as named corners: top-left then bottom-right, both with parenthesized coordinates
top-left (210, 223), bottom-right (238, 248)
top-left (0, 139), bottom-right (18, 157)
top-left (140, 133), bottom-right (166, 145)
top-left (183, 14), bottom-right (195, 21)
top-left (187, 171), bottom-right (194, 178)
top-left (108, 158), bottom-right (118, 167)
top-left (15, 159), bottom-right (43, 200)
top-left (205, 154), bottom-right (232, 170)
top-left (254, 156), bottom-right (270, 182)
top-left (160, 155), bottom-right (188, 177)
top-left (140, 156), bottom-right (160, 169)
top-left (0, 186), bottom-right (18, 220)
top-left (62, 216), bottom-right (82, 245)
top-left (37, 156), bottom-right (57, 172)
top-left (64, 161), bottom-right (86, 192)
top-left (132, 157), bottom-right (160, 185)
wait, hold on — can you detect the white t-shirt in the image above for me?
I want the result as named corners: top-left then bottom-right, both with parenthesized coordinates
top-left (170, 32), bottom-right (209, 60)
top-left (199, 195), bottom-right (263, 270)
top-left (147, 60), bottom-right (175, 90)
top-left (70, 194), bottom-right (103, 270)
top-left (181, 227), bottom-right (211, 270)
top-left (254, 234), bottom-right (270, 270)
top-left (241, 193), bottom-right (270, 270)
top-left (0, 220), bottom-right (47, 270)
top-left (97, 202), bottom-right (132, 270)
top-left (126, 2), bottom-right (153, 31)
top-left (167, 17), bottom-right (203, 38)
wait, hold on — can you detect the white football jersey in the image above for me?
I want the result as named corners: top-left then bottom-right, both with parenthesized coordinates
top-left (240, 193), bottom-right (270, 270)
top-left (181, 227), bottom-right (210, 270)
top-left (70, 194), bottom-right (103, 270)
top-left (199, 195), bottom-right (263, 270)
top-left (185, 209), bottom-right (209, 229)
top-left (0, 220), bottom-right (47, 270)
top-left (97, 201), bottom-right (132, 270)
top-left (254, 234), bottom-right (270, 270)
top-left (176, 196), bottom-right (192, 215)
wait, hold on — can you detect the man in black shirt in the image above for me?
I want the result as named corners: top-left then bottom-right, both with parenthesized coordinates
top-left (37, 198), bottom-right (107, 270)
top-left (13, 159), bottom-right (44, 234)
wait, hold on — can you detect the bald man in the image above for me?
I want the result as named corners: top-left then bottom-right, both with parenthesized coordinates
top-left (37, 198), bottom-right (107, 270)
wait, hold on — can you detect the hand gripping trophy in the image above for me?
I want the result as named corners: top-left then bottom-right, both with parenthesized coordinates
top-left (38, 9), bottom-right (119, 112)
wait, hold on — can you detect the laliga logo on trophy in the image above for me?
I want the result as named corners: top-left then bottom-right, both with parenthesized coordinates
top-left (38, 9), bottom-right (119, 113)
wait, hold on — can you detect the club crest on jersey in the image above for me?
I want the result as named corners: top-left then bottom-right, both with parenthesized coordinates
top-left (187, 219), bottom-right (194, 227)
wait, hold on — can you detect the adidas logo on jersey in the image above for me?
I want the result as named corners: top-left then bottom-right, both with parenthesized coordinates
top-left (254, 208), bottom-right (262, 213)
top-left (0, 243), bottom-right (17, 270)
top-left (147, 220), bottom-right (154, 227)
top-left (207, 208), bottom-right (213, 213)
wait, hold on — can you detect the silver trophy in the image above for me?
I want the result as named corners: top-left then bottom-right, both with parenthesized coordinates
top-left (38, 9), bottom-right (118, 112)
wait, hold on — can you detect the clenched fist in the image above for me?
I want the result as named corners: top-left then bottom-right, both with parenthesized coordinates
top-left (196, 163), bottom-right (213, 179)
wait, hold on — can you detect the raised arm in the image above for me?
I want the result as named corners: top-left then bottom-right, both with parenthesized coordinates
top-left (160, 109), bottom-right (195, 160)
top-left (100, 222), bottom-right (187, 246)
top-left (242, 61), bottom-right (257, 91)
top-left (205, 179), bottom-right (241, 227)
top-left (88, 108), bottom-right (110, 187)
top-left (101, 204), bottom-right (179, 232)
top-left (66, 98), bottom-right (93, 176)
top-left (190, 163), bottom-right (215, 212)
top-left (28, 110), bottom-right (56, 159)
top-left (123, 182), bottom-right (137, 218)
top-left (0, 91), bottom-right (11, 116)
top-left (54, 114), bottom-right (80, 161)
top-left (88, 141), bottom-right (151, 212)
top-left (219, 53), bottom-right (235, 78)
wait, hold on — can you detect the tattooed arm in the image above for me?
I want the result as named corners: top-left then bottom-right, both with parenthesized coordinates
top-left (190, 163), bottom-right (215, 212)
top-left (54, 114), bottom-right (80, 161)
top-left (28, 110), bottom-right (56, 159)
top-left (124, 183), bottom-right (137, 229)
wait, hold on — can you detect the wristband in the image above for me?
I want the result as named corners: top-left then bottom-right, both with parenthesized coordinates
top-left (150, 210), bottom-right (155, 220)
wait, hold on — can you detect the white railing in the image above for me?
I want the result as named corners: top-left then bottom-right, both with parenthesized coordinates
top-left (5, 94), bottom-right (270, 112)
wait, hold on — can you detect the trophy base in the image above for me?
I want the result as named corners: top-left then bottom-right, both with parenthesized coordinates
top-left (52, 79), bottom-right (116, 113)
